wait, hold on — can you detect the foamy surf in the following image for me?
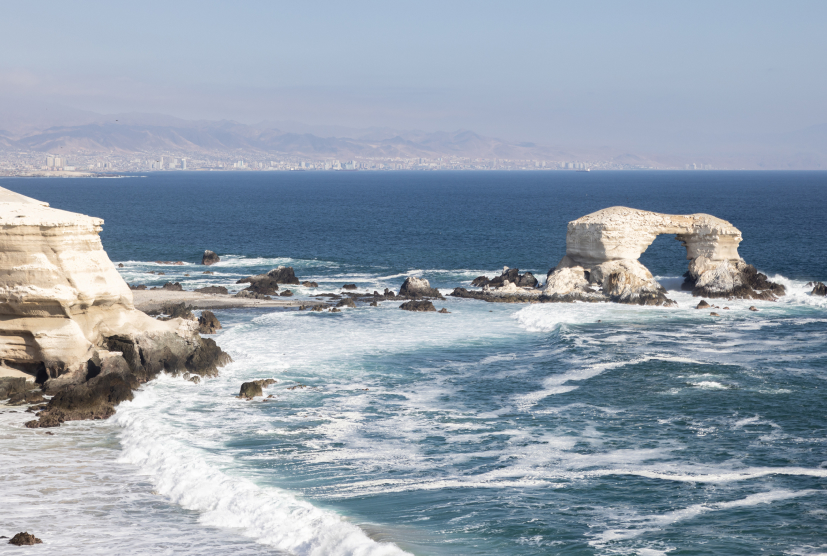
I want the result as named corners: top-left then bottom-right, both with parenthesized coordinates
top-left (112, 387), bottom-right (411, 556)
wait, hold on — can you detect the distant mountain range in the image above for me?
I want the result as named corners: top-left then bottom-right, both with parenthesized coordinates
top-left (0, 105), bottom-right (826, 169)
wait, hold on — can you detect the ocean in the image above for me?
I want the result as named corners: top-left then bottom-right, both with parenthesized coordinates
top-left (1, 171), bottom-right (825, 555)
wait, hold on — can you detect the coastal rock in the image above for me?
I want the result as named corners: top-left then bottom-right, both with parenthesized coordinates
top-left (159, 282), bottom-right (183, 291)
top-left (202, 250), bottom-right (220, 265)
top-left (118, 263), bottom-right (124, 268)
top-left (438, 308), bottom-right (450, 313)
top-left (471, 276), bottom-right (490, 287)
top-left (238, 379), bottom-right (274, 399)
top-left (0, 377), bottom-right (33, 401)
top-left (696, 300), bottom-right (710, 309)
top-left (195, 286), bottom-right (228, 294)
top-left (302, 281), bottom-right (318, 288)
top-left (234, 290), bottom-right (271, 300)
top-left (129, 284), bottom-right (147, 290)
top-left (399, 277), bottom-right (443, 299)
top-left (543, 207), bottom-right (784, 305)
top-left (0, 187), bottom-right (231, 427)
top-left (342, 284), bottom-right (357, 290)
top-left (8, 532), bottom-right (42, 546)
top-left (197, 310), bottom-right (221, 334)
top-left (147, 302), bottom-right (195, 321)
top-left (336, 297), bottom-right (356, 308)
top-left (236, 266), bottom-right (299, 295)
top-left (400, 300), bottom-right (437, 312)
top-left (749, 306), bottom-right (759, 311)
top-left (279, 290), bottom-right (293, 297)
top-left (811, 282), bottom-right (827, 296)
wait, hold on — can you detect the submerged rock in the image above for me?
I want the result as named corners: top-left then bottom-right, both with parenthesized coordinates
top-left (438, 308), bottom-right (450, 313)
top-left (302, 281), bottom-right (318, 288)
top-left (400, 300), bottom-right (437, 312)
top-left (9, 532), bottom-right (42, 546)
top-left (202, 250), bottom-right (220, 265)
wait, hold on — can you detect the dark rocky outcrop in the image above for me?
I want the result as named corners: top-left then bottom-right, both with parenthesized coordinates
top-left (195, 286), bottom-right (229, 294)
top-left (237, 266), bottom-right (300, 295)
top-left (684, 261), bottom-right (785, 300)
top-left (749, 306), bottom-right (759, 311)
top-left (342, 284), bottom-right (357, 290)
top-left (471, 276), bottom-right (490, 287)
top-left (811, 282), bottom-right (827, 296)
top-left (0, 377), bottom-right (35, 401)
top-left (7, 390), bottom-right (45, 406)
top-left (198, 311), bottom-right (221, 334)
top-left (28, 372), bottom-right (138, 428)
top-left (147, 302), bottom-right (195, 321)
top-left (399, 277), bottom-right (443, 299)
top-left (155, 282), bottom-right (183, 291)
top-left (9, 532), bottom-right (42, 546)
top-left (696, 300), bottom-right (710, 309)
top-left (279, 290), bottom-right (293, 297)
top-left (336, 297), bottom-right (356, 308)
top-left (487, 267), bottom-right (539, 289)
top-left (302, 281), bottom-right (318, 288)
top-left (129, 284), bottom-right (147, 290)
top-left (234, 290), bottom-right (272, 300)
top-left (202, 250), bottom-right (220, 265)
top-left (238, 378), bottom-right (276, 399)
top-left (438, 308), bottom-right (450, 313)
top-left (400, 300), bottom-right (437, 312)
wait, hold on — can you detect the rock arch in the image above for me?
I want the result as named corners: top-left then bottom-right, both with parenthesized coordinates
top-left (543, 207), bottom-right (784, 305)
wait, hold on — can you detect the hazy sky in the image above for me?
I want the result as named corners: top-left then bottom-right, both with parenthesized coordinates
top-left (2, 0), bottom-right (826, 146)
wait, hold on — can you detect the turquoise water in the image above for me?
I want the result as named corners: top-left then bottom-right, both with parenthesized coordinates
top-left (1, 172), bottom-right (825, 555)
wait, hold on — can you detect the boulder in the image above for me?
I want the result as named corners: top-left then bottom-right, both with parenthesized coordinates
top-left (811, 282), bottom-right (827, 296)
top-left (400, 300), bottom-right (437, 312)
top-left (159, 282), bottom-right (183, 291)
top-left (343, 284), bottom-right (357, 290)
top-left (197, 311), bottom-right (221, 334)
top-left (202, 250), bottom-right (220, 265)
top-left (329, 308), bottom-right (342, 313)
top-left (147, 302), bottom-right (195, 321)
top-left (302, 281), bottom-right (318, 287)
top-left (710, 312), bottom-right (719, 316)
top-left (236, 266), bottom-right (299, 295)
top-left (9, 532), bottom-right (42, 546)
top-left (471, 276), bottom-right (490, 287)
top-left (8, 390), bottom-right (45, 406)
top-left (239, 381), bottom-right (262, 399)
top-left (399, 277), bottom-right (443, 299)
top-left (118, 263), bottom-right (124, 268)
top-left (279, 290), bottom-right (294, 297)
top-left (438, 308), bottom-right (450, 313)
top-left (0, 377), bottom-right (32, 401)
top-left (336, 297), bottom-right (356, 308)
top-left (696, 300), bottom-right (710, 309)
top-left (195, 286), bottom-right (228, 294)
top-left (749, 306), bottom-right (759, 311)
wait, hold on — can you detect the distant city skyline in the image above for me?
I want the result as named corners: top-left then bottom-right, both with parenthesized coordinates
top-left (2, 0), bottom-right (826, 156)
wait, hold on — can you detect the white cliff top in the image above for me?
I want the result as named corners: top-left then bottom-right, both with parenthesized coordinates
top-left (0, 186), bottom-right (103, 229)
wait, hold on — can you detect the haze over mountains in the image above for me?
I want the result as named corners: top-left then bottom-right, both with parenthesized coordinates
top-left (0, 103), bottom-right (825, 169)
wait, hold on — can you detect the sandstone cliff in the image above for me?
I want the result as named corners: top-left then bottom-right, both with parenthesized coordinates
top-left (0, 187), bottom-right (230, 427)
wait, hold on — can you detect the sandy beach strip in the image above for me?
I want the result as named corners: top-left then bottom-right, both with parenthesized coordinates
top-left (131, 290), bottom-right (326, 312)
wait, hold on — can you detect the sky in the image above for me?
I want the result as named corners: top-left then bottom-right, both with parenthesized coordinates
top-left (1, 0), bottom-right (826, 148)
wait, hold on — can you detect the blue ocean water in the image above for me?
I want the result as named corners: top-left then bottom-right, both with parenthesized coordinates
top-left (1, 171), bottom-right (826, 556)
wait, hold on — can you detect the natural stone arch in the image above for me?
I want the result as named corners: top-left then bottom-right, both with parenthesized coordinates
top-left (542, 207), bottom-right (784, 305)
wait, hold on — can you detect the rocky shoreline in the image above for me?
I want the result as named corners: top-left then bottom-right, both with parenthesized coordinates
top-left (0, 194), bottom-right (799, 433)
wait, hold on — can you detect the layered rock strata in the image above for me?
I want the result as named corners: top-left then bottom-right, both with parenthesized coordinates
top-left (0, 186), bottom-right (230, 427)
top-left (543, 207), bottom-right (784, 304)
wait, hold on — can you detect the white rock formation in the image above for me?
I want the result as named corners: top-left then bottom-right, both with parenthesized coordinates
top-left (0, 187), bottom-right (226, 384)
top-left (544, 207), bottom-right (784, 304)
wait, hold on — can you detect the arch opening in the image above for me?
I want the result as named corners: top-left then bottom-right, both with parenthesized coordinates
top-left (638, 233), bottom-right (691, 291)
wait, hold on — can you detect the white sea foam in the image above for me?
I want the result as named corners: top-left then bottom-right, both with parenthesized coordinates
top-left (112, 387), bottom-right (410, 556)
top-left (589, 488), bottom-right (820, 548)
